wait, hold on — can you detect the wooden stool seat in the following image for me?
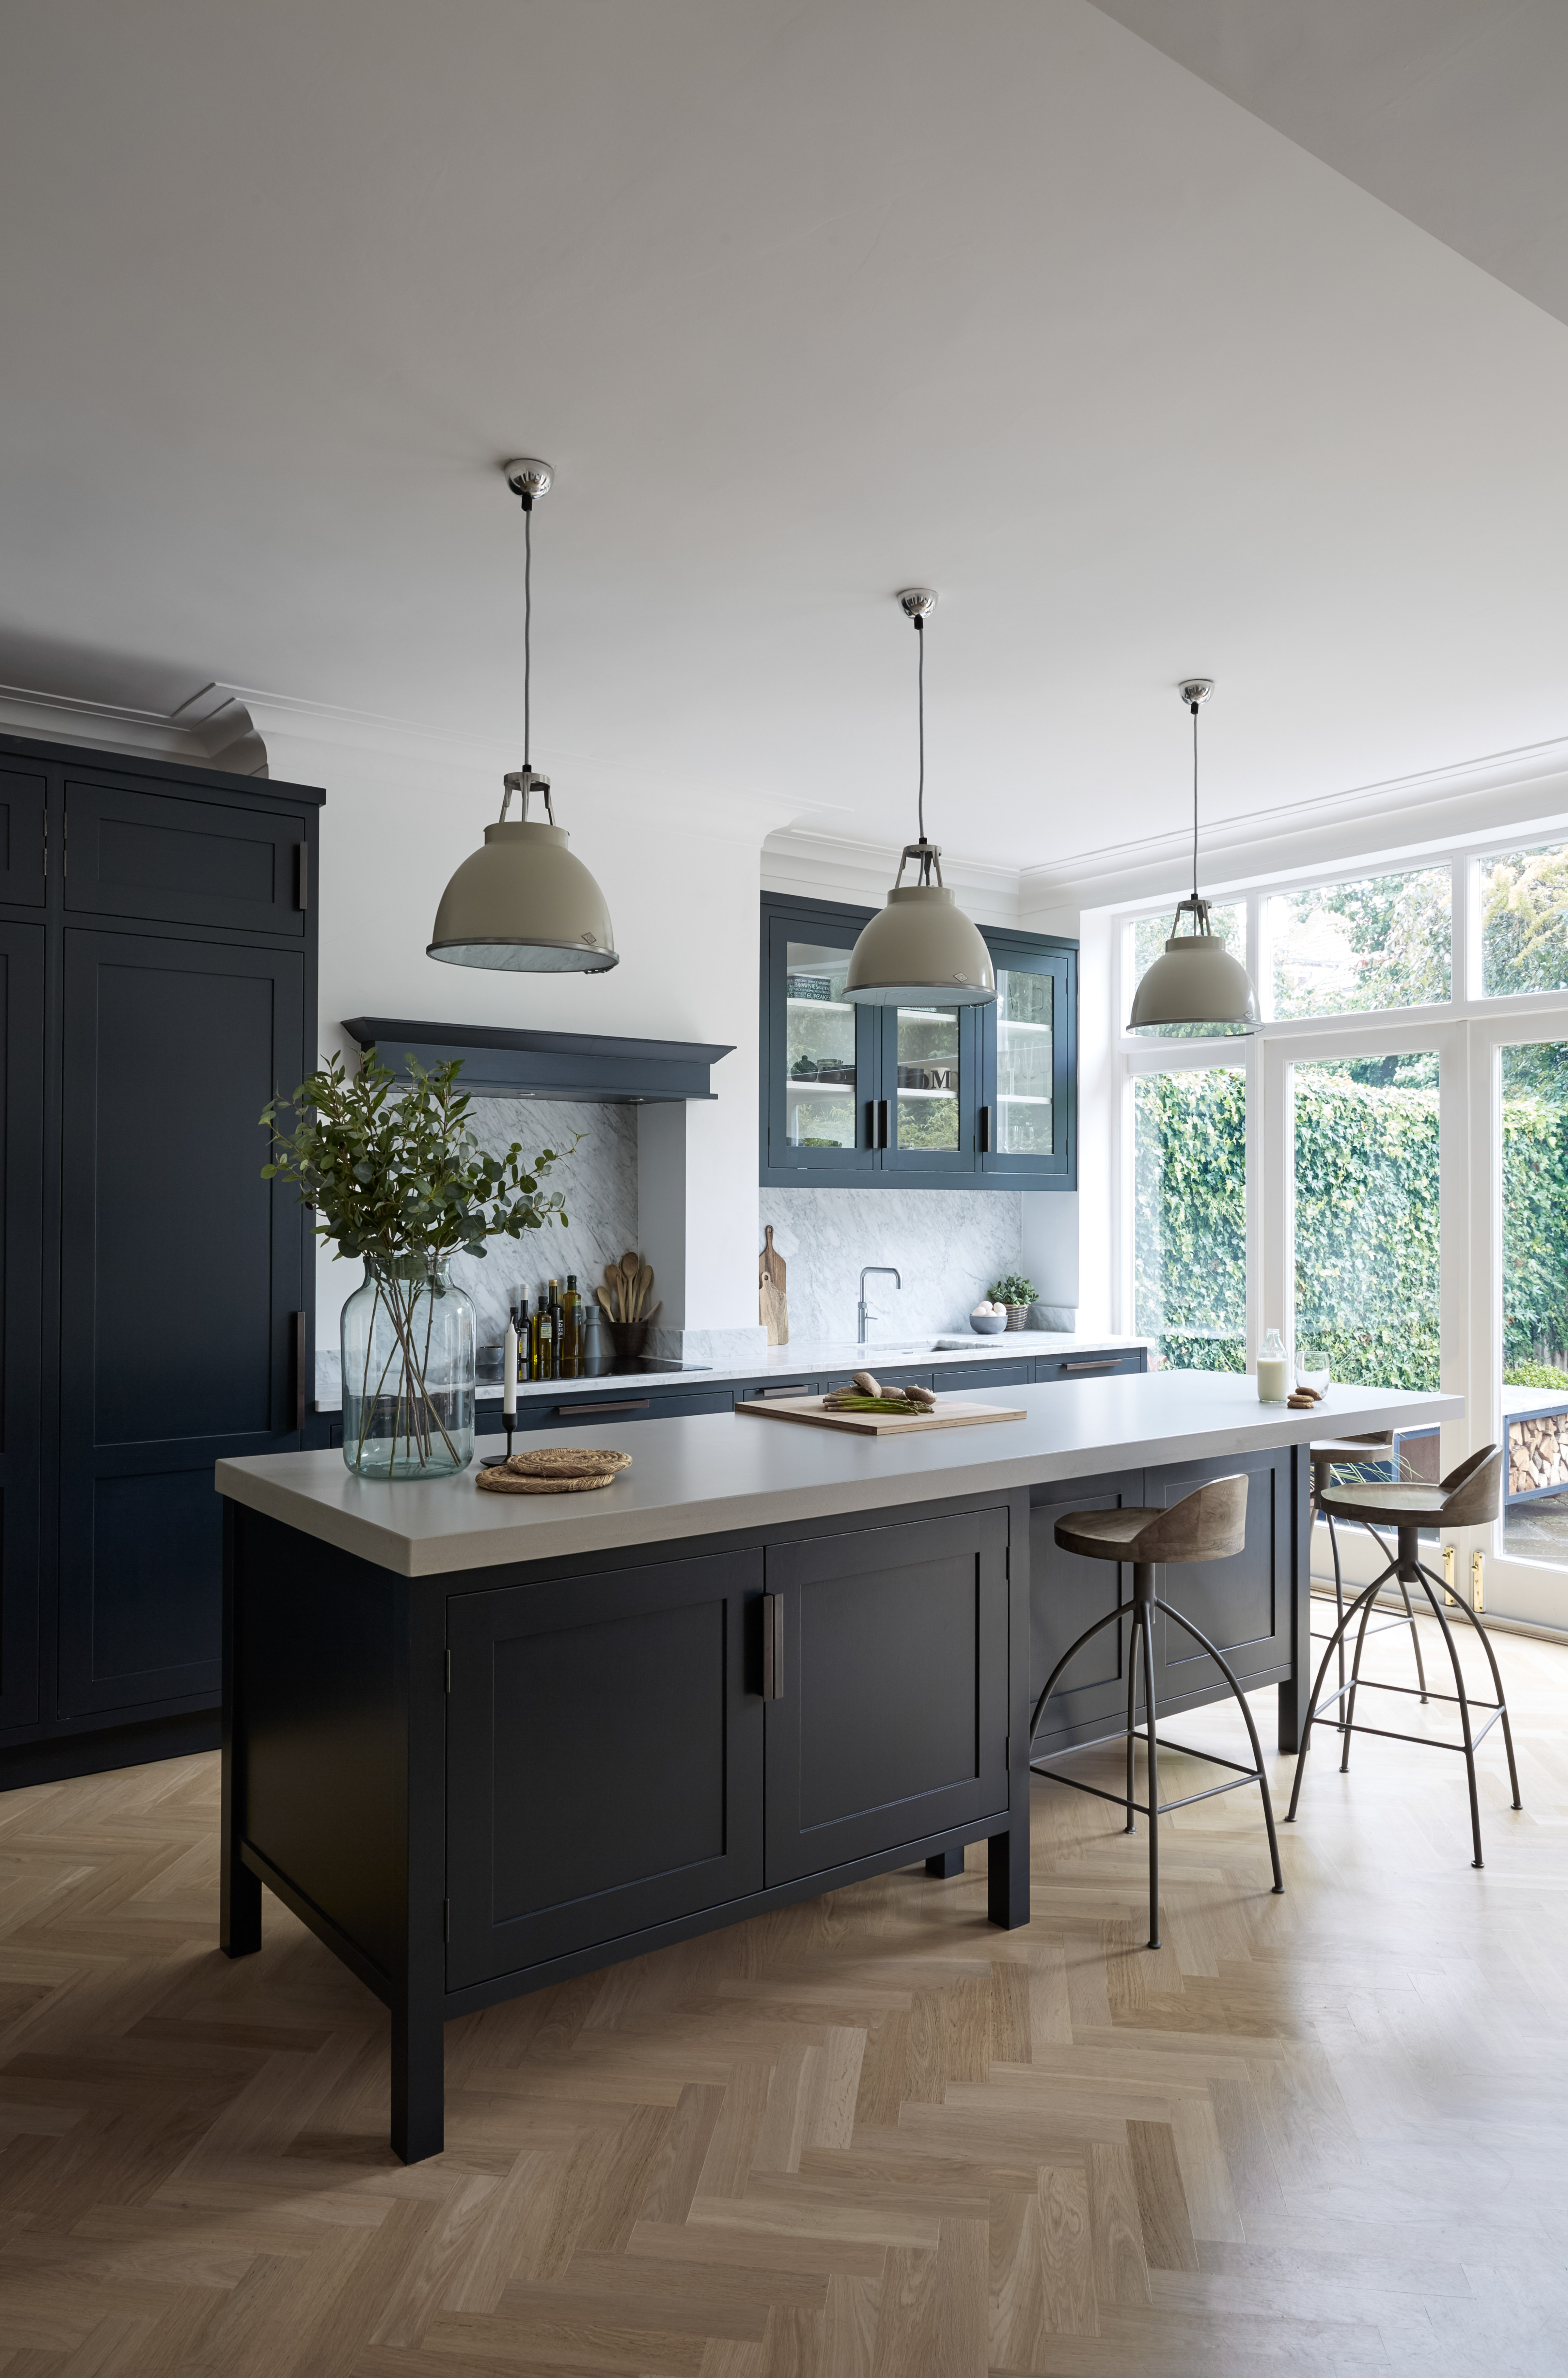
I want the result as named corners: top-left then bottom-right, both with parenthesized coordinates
top-left (1027, 1474), bottom-right (1281, 1951)
top-left (1287, 1445), bottom-right (1521, 1866)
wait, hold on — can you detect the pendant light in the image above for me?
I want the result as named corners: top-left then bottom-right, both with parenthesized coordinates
top-left (428, 460), bottom-right (619, 973)
top-left (842, 591), bottom-right (996, 1007)
top-left (1127, 679), bottom-right (1258, 1032)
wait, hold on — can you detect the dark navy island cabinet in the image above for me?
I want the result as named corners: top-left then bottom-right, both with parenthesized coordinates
top-left (0, 732), bottom-right (322, 1787)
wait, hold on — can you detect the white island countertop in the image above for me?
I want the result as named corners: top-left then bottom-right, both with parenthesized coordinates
top-left (219, 1373), bottom-right (1463, 1580)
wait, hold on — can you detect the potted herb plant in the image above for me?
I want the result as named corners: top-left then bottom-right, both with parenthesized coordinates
top-left (987, 1273), bottom-right (1039, 1332)
top-left (263, 1049), bottom-right (570, 1479)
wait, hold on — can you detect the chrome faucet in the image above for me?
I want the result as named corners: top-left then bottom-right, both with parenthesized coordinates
top-left (857, 1266), bottom-right (902, 1345)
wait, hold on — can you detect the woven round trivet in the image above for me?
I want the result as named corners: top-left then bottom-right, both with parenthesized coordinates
top-left (476, 1446), bottom-right (633, 1495)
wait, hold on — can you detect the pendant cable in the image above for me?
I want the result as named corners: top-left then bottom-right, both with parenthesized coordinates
top-left (1190, 691), bottom-right (1200, 903)
top-left (520, 490), bottom-right (533, 769)
top-left (916, 611), bottom-right (926, 850)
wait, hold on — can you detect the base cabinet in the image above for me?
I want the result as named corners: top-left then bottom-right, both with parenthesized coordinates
top-left (1030, 1445), bottom-right (1308, 1756)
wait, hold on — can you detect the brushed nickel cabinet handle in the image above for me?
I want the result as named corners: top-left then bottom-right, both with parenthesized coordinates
top-left (562, 1397), bottom-right (650, 1414)
top-left (1064, 1359), bottom-right (1119, 1373)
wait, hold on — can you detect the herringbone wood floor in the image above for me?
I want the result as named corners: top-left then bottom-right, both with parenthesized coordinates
top-left (3, 1608), bottom-right (1568, 2375)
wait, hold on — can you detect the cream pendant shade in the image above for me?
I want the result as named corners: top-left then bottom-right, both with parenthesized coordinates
top-left (1128, 927), bottom-right (1257, 1030)
top-left (428, 820), bottom-right (618, 973)
top-left (843, 882), bottom-right (996, 1006)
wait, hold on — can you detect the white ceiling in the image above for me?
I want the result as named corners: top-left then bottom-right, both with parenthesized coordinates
top-left (3, 0), bottom-right (1567, 875)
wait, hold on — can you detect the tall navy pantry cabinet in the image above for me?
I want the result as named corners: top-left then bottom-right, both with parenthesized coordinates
top-left (0, 732), bottom-right (322, 1785)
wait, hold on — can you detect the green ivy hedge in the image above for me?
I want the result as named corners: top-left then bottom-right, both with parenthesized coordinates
top-left (1136, 1069), bottom-right (1568, 1387)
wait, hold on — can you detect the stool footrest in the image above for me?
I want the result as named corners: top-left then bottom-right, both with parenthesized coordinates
top-left (1320, 1706), bottom-right (1504, 1755)
top-left (1030, 1737), bottom-right (1266, 1820)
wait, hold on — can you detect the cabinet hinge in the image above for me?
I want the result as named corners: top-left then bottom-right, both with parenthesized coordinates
top-left (445, 1649), bottom-right (452, 1693)
top-left (443, 1898), bottom-right (451, 1942)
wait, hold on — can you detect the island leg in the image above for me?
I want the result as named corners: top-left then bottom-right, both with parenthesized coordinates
top-left (926, 1847), bottom-right (965, 1878)
top-left (392, 1995), bottom-right (445, 2164)
top-left (987, 1826), bottom-right (1029, 1928)
top-left (220, 1504), bottom-right (260, 1958)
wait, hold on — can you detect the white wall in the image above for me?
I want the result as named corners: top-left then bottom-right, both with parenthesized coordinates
top-left (257, 716), bottom-right (772, 1375)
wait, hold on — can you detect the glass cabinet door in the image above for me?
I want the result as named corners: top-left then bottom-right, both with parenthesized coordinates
top-left (764, 911), bottom-right (877, 1173)
top-left (980, 940), bottom-right (1074, 1182)
top-left (880, 1002), bottom-right (978, 1173)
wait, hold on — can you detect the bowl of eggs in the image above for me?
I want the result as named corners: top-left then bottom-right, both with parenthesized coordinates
top-left (969, 1301), bottom-right (1009, 1335)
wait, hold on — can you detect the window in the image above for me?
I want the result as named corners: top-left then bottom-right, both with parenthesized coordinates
top-left (1480, 842), bottom-right (1568, 998)
top-left (1130, 902), bottom-right (1246, 1038)
top-left (1500, 1038), bottom-right (1568, 1563)
top-left (1292, 1053), bottom-right (1440, 1390)
top-left (1133, 1068), bottom-right (1247, 1372)
top-left (1266, 867), bottom-right (1450, 1019)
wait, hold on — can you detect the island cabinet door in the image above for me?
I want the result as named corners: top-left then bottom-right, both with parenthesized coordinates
top-left (762, 1508), bottom-right (1009, 1886)
top-left (446, 1550), bottom-right (764, 1992)
top-left (1028, 1470), bottom-right (1147, 1754)
top-left (1143, 1448), bottom-right (1291, 1700)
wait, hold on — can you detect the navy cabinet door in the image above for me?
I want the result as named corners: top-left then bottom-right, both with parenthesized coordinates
top-left (57, 932), bottom-right (307, 1717)
top-left (763, 1508), bottom-right (1009, 1885)
top-left (0, 927), bottom-right (44, 1729)
top-left (0, 770), bottom-right (47, 908)
top-left (876, 1000), bottom-right (979, 1176)
top-left (762, 904), bottom-right (878, 1177)
top-left (1027, 1470), bottom-right (1146, 1756)
top-left (979, 937), bottom-right (1075, 1185)
top-left (64, 778), bottom-right (309, 936)
top-left (446, 1550), bottom-right (764, 1990)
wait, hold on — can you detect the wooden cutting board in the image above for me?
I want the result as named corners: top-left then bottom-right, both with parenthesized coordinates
top-left (738, 1394), bottom-right (1026, 1436)
top-left (759, 1225), bottom-right (789, 1345)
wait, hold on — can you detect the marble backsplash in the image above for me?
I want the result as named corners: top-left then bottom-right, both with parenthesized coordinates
top-left (756, 1186), bottom-right (1031, 1346)
top-left (448, 1099), bottom-right (639, 1352)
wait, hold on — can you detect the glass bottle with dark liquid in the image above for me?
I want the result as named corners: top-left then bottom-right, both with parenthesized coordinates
top-left (561, 1275), bottom-right (582, 1377)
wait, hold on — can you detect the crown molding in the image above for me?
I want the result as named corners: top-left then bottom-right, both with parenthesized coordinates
top-left (0, 678), bottom-right (266, 772)
top-left (1020, 731), bottom-right (1568, 914)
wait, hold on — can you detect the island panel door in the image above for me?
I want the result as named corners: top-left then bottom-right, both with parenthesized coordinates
top-left (446, 1549), bottom-right (764, 1991)
top-left (1142, 1447), bottom-right (1291, 1701)
top-left (0, 925), bottom-right (44, 1731)
top-left (763, 1507), bottom-right (1009, 1885)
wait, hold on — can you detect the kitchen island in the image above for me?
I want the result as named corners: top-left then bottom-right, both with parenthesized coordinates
top-left (216, 1371), bottom-right (1459, 2160)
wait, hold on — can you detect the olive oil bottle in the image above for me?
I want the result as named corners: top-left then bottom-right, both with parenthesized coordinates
top-left (561, 1275), bottom-right (582, 1377)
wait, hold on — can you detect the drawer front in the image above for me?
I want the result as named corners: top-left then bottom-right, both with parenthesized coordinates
top-left (1033, 1350), bottom-right (1145, 1383)
top-left (820, 1367), bottom-right (936, 1394)
top-left (931, 1361), bottom-right (1032, 1393)
top-left (481, 1389), bottom-right (736, 1434)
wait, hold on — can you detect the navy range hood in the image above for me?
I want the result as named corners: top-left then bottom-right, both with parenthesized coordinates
top-left (342, 1017), bottom-right (733, 1104)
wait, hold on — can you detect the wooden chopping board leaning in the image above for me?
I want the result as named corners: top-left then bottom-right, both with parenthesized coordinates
top-left (759, 1225), bottom-right (789, 1344)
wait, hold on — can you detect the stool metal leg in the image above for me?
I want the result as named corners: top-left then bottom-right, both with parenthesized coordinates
top-left (1156, 1599), bottom-right (1285, 1897)
top-left (1417, 1561), bottom-right (1522, 1811)
top-left (1340, 1565), bottom-right (1382, 1774)
top-left (1136, 1566), bottom-right (1161, 1948)
top-left (1285, 1563), bottom-right (1398, 1823)
top-left (1125, 1599), bottom-right (1139, 1834)
top-left (1410, 1564), bottom-right (1485, 1868)
top-left (1324, 1500), bottom-right (1347, 1692)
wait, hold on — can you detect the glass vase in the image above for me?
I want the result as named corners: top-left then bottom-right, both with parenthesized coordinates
top-left (340, 1255), bottom-right (475, 1479)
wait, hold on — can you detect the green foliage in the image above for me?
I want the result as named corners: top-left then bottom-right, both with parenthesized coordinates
top-left (987, 1274), bottom-right (1038, 1307)
top-left (1133, 1071), bottom-right (1247, 1372)
top-left (1481, 845), bottom-right (1568, 999)
top-left (1293, 1066), bottom-right (1440, 1389)
top-left (896, 1097), bottom-right (960, 1150)
top-left (1503, 1362), bottom-right (1568, 1391)
top-left (1270, 869), bottom-right (1450, 1019)
top-left (261, 1048), bottom-right (573, 1266)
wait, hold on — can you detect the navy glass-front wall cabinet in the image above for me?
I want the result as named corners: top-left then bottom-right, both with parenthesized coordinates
top-left (760, 894), bottom-right (1076, 1190)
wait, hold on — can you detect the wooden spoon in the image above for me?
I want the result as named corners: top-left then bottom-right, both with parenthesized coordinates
top-left (635, 1262), bottom-right (654, 1318)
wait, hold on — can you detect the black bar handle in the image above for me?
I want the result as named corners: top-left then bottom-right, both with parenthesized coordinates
top-left (562, 1397), bottom-right (650, 1414)
top-left (876, 1098), bottom-right (889, 1149)
top-left (292, 1310), bottom-right (306, 1433)
top-left (979, 1103), bottom-right (991, 1153)
top-left (761, 1592), bottom-right (784, 1700)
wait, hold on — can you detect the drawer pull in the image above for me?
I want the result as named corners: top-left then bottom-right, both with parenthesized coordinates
top-left (561, 1397), bottom-right (650, 1414)
top-left (761, 1592), bottom-right (784, 1699)
top-left (753, 1385), bottom-right (808, 1398)
top-left (1063, 1359), bottom-right (1119, 1373)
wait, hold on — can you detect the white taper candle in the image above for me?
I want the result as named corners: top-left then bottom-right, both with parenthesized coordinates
top-left (503, 1316), bottom-right (518, 1416)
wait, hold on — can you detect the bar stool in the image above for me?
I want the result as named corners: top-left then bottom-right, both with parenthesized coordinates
top-left (1286, 1445), bottom-right (1520, 1867)
top-left (1311, 1432), bottom-right (1428, 1705)
top-left (1027, 1475), bottom-right (1284, 1950)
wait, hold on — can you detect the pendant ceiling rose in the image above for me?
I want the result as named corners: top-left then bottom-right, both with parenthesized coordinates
top-left (427, 459), bottom-right (619, 975)
top-left (1127, 678), bottom-right (1258, 1034)
top-left (841, 590), bottom-right (997, 1009)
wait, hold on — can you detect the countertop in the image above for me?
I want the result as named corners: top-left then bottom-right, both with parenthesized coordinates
top-left (220, 1372), bottom-right (1463, 1580)
top-left (311, 1330), bottom-right (1151, 1415)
